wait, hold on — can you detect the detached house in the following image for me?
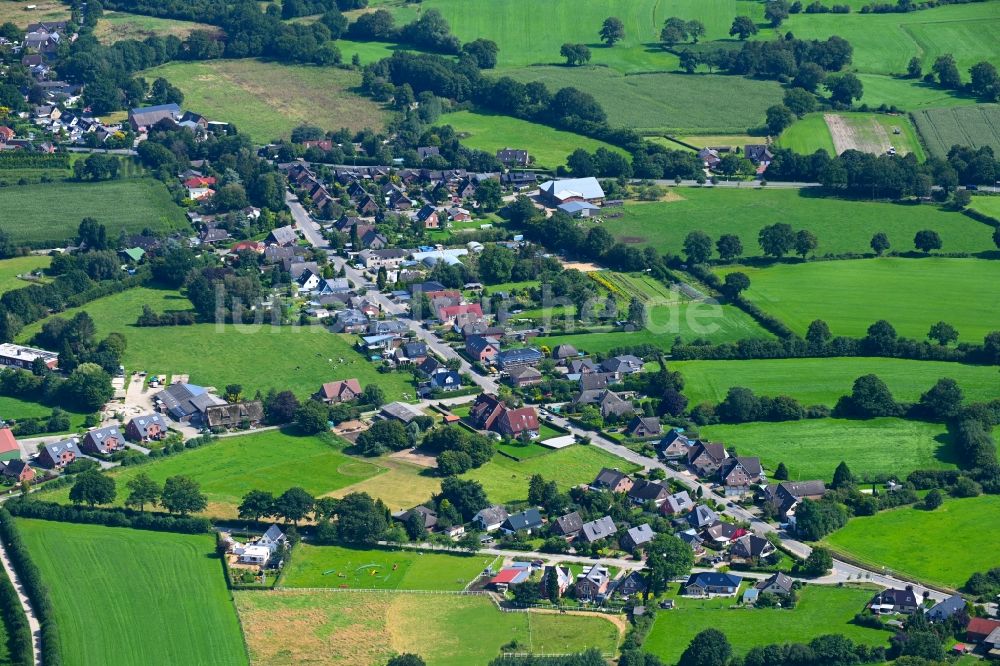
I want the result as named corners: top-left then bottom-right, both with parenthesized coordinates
top-left (539, 565), bottom-right (572, 598)
top-left (125, 414), bottom-right (169, 442)
top-left (580, 516), bottom-right (617, 544)
top-left (684, 572), bottom-right (742, 597)
top-left (729, 534), bottom-right (775, 564)
top-left (466, 335), bottom-right (500, 363)
top-left (718, 456), bottom-right (764, 495)
top-left (496, 407), bottom-right (540, 439)
top-left (575, 564), bottom-right (611, 601)
top-left (687, 441), bottom-right (729, 476)
top-left (662, 490), bottom-right (694, 515)
top-left (37, 438), bottom-right (82, 469)
top-left (501, 508), bottom-right (544, 534)
top-left (870, 588), bottom-right (919, 615)
top-left (627, 416), bottom-right (662, 439)
top-left (621, 524), bottom-right (656, 552)
top-left (81, 425), bottom-right (125, 456)
top-left (755, 572), bottom-right (794, 598)
top-left (0, 460), bottom-right (35, 484)
top-left (474, 505), bottom-right (509, 532)
top-left (628, 479), bottom-right (670, 506)
top-left (315, 378), bottom-right (363, 404)
top-left (552, 511), bottom-right (584, 538)
top-left (416, 204), bottom-right (441, 229)
top-left (591, 468), bottom-right (634, 494)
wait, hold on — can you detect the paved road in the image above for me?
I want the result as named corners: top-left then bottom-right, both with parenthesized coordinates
top-left (0, 520), bottom-right (41, 666)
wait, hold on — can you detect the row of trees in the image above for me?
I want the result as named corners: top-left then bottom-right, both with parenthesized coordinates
top-left (70, 471), bottom-right (208, 515)
top-left (678, 628), bottom-right (885, 666)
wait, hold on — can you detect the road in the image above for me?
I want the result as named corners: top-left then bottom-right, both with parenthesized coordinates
top-left (0, 520), bottom-right (41, 666)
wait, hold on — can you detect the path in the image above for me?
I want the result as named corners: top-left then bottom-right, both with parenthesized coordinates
top-left (0, 524), bottom-right (41, 666)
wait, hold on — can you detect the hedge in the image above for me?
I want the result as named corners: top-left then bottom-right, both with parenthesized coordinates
top-left (0, 549), bottom-right (33, 666)
top-left (4, 499), bottom-right (212, 534)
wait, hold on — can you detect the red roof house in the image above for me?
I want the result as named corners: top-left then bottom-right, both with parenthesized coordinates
top-left (183, 176), bottom-right (217, 188)
top-left (0, 428), bottom-right (19, 462)
top-left (968, 617), bottom-right (1000, 642)
top-left (0, 126), bottom-right (14, 142)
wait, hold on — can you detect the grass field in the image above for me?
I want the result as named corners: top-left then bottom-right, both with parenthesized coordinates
top-left (779, 112), bottom-right (924, 159)
top-left (327, 457), bottom-right (442, 513)
top-left (3, 179), bottom-right (187, 247)
top-left (911, 104), bottom-right (1000, 159)
top-left (94, 10), bottom-right (219, 43)
top-left (856, 74), bottom-right (980, 112)
top-left (0, 0), bottom-right (68, 28)
top-left (0, 256), bottom-right (49, 295)
top-left (673, 357), bottom-right (1000, 407)
top-left (442, 110), bottom-right (626, 168)
top-left (589, 189), bottom-right (995, 258)
top-left (970, 195), bottom-right (1000, 220)
top-left (0, 566), bottom-right (12, 666)
top-left (0, 395), bottom-right (90, 434)
top-left (725, 258), bottom-right (1000, 342)
top-left (676, 134), bottom-right (761, 150)
top-left (236, 590), bottom-right (621, 665)
top-left (644, 585), bottom-right (887, 663)
top-left (776, 113), bottom-right (837, 155)
top-left (142, 59), bottom-right (389, 143)
top-left (40, 429), bottom-right (383, 517)
top-left (824, 494), bottom-right (1000, 588)
top-left (16, 519), bottom-right (248, 666)
top-left (700, 417), bottom-right (954, 482)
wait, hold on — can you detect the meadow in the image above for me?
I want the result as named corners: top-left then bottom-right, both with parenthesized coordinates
top-left (94, 10), bottom-right (219, 43)
top-left (911, 104), bottom-right (1000, 159)
top-left (856, 74), bottom-right (980, 112)
top-left (16, 519), bottom-right (248, 666)
top-left (643, 584), bottom-right (887, 663)
top-left (0, 256), bottom-right (49, 295)
top-left (327, 457), bottom-right (442, 514)
top-left (236, 590), bottom-right (621, 665)
top-left (2, 179), bottom-right (187, 247)
top-left (0, 395), bottom-right (89, 434)
top-left (672, 357), bottom-right (1000, 407)
top-left (823, 494), bottom-right (1000, 588)
top-left (40, 429), bottom-right (383, 518)
top-left (776, 113), bottom-right (836, 155)
top-left (0, 0), bottom-right (68, 28)
top-left (779, 112), bottom-right (924, 159)
top-left (699, 417), bottom-right (953, 482)
top-left (589, 189), bottom-right (995, 258)
top-left (970, 195), bottom-right (1000, 220)
top-left (142, 59), bottom-right (389, 143)
top-left (725, 258), bottom-right (1000, 342)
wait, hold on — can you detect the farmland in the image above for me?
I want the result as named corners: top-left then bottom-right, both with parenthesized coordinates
top-left (0, 0), bottom-right (68, 28)
top-left (911, 104), bottom-right (1000, 158)
top-left (780, 112), bottom-right (924, 159)
top-left (326, 457), bottom-right (442, 514)
top-left (2, 179), bottom-right (187, 247)
top-left (824, 494), bottom-right (1000, 588)
top-left (141, 59), bottom-right (389, 143)
top-left (236, 590), bottom-right (621, 665)
top-left (15, 519), bottom-right (248, 666)
top-left (725, 258), bottom-right (1000, 341)
top-left (856, 74), bottom-right (980, 112)
top-left (40, 429), bottom-right (383, 518)
top-left (588, 189), bottom-right (995, 258)
top-left (970, 195), bottom-right (1000, 220)
top-left (0, 255), bottom-right (49, 295)
top-left (699, 417), bottom-right (954, 482)
top-left (94, 10), bottom-right (219, 43)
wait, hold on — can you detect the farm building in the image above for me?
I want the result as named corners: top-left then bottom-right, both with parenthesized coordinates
top-left (0, 428), bottom-right (20, 462)
top-left (539, 177), bottom-right (605, 206)
top-left (129, 103), bottom-right (181, 132)
top-left (0, 343), bottom-right (59, 371)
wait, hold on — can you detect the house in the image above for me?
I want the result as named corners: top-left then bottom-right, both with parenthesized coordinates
top-left (701, 522), bottom-right (747, 545)
top-left (154, 383), bottom-right (226, 423)
top-left (557, 201), bottom-right (601, 218)
top-left (718, 456), bottom-right (764, 495)
top-left (550, 344), bottom-right (578, 361)
top-left (490, 567), bottom-right (530, 591)
top-left (539, 177), bottom-right (605, 206)
top-left (600, 355), bottom-right (644, 376)
top-left (580, 516), bottom-right (617, 543)
top-left (394, 505), bottom-right (438, 531)
top-left (627, 416), bottom-right (662, 439)
top-left (729, 534), bottom-right (776, 563)
top-left (129, 103), bottom-right (181, 132)
top-left (474, 505), bottom-right (509, 532)
top-left (204, 401), bottom-right (264, 428)
top-left (258, 525), bottom-right (288, 551)
top-left (684, 572), bottom-right (743, 597)
top-left (428, 370), bottom-right (462, 392)
top-left (81, 425), bottom-right (125, 455)
top-left (0, 428), bottom-right (19, 462)
top-left (579, 373), bottom-right (615, 391)
top-left (658, 429), bottom-right (693, 459)
top-left (575, 389), bottom-right (635, 420)
top-left (120, 247), bottom-right (146, 264)
top-left (686, 504), bottom-right (719, 530)
top-left (507, 366), bottom-right (542, 388)
top-left (568, 359), bottom-right (598, 375)
top-left (466, 335), bottom-right (500, 363)
top-left (496, 407), bottom-right (540, 439)
top-left (316, 278), bottom-right (351, 295)
top-left (380, 402), bottom-right (424, 425)
top-left (687, 441), bottom-right (729, 476)
top-left (496, 147), bottom-right (530, 167)
top-left (125, 414), bottom-right (169, 442)
top-left (417, 146), bottom-right (440, 160)
top-left (331, 309), bottom-right (369, 334)
top-left (591, 468), bottom-right (634, 494)
top-left (416, 204), bottom-right (441, 229)
top-left (267, 225), bottom-right (298, 247)
top-left (575, 564), bottom-right (611, 601)
top-left (621, 524), bottom-right (655, 552)
top-left (745, 144), bottom-right (774, 166)
top-left (755, 572), bottom-right (794, 597)
top-left (297, 269), bottom-right (322, 292)
top-left (552, 511), bottom-right (583, 538)
top-left (870, 588), bottom-right (920, 615)
top-left (468, 394), bottom-right (506, 431)
top-left (417, 356), bottom-right (442, 376)
top-left (399, 342), bottom-right (428, 363)
top-left (628, 479), bottom-right (670, 506)
top-left (0, 343), bottom-right (59, 371)
top-left (236, 544), bottom-right (272, 566)
top-left (927, 594), bottom-right (966, 622)
top-left (0, 460), bottom-right (35, 484)
top-left (968, 618), bottom-right (1000, 643)
top-left (662, 490), bottom-right (694, 515)
top-left (437, 304), bottom-right (483, 327)
top-left (678, 528), bottom-right (706, 555)
top-left (448, 207), bottom-right (472, 222)
top-left (37, 437), bottom-right (82, 469)
top-left (615, 571), bottom-right (648, 598)
top-left (501, 508), bottom-right (544, 534)
top-left (359, 249), bottom-right (409, 271)
top-left (761, 480), bottom-right (827, 522)
top-left (0, 126), bottom-right (15, 143)
top-left (315, 378), bottom-right (363, 404)
top-left (539, 565), bottom-right (572, 597)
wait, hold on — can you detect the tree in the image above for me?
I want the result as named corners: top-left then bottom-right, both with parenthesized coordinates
top-left (774, 462), bottom-right (789, 480)
top-left (832, 461), bottom-right (855, 489)
top-left (599, 17), bottom-right (625, 46)
top-left (683, 231), bottom-right (713, 264)
top-left (660, 17), bottom-right (689, 46)
top-left (793, 63), bottom-right (826, 92)
top-left (906, 56), bottom-right (922, 79)
top-left (765, 0), bottom-right (790, 26)
top-left (356, 419), bottom-right (409, 456)
top-left (645, 534), bottom-right (695, 595)
top-left (969, 61), bottom-right (1000, 101)
top-left (919, 377), bottom-right (963, 420)
top-left (722, 272), bottom-right (751, 298)
top-left (438, 477), bottom-right (489, 520)
top-left (264, 390), bottom-right (300, 425)
top-left (478, 245), bottom-right (516, 284)
top-left (476, 178), bottom-right (503, 211)
top-left (77, 217), bottom-right (108, 250)
top-left (69, 471), bottom-right (116, 507)
top-left (334, 492), bottom-right (388, 543)
top-left (913, 229), bottom-right (942, 253)
top-left (362, 384), bottom-right (386, 407)
top-left (560, 43), bottom-right (592, 66)
top-left (841, 374), bottom-right (898, 417)
top-left (952, 189), bottom-right (971, 209)
top-left (160, 476), bottom-right (208, 515)
top-left (758, 223), bottom-right (795, 258)
top-left (295, 400), bottom-right (329, 434)
top-left (545, 566), bottom-right (560, 603)
top-left (238, 490), bottom-right (275, 522)
top-left (404, 510), bottom-right (427, 540)
top-left (61, 363), bottom-right (114, 412)
top-left (687, 20), bottom-right (706, 42)
top-left (124, 473), bottom-right (160, 512)
top-left (783, 87), bottom-right (816, 117)
top-left (870, 232), bottom-right (890, 256)
top-left (765, 104), bottom-right (795, 134)
top-left (794, 229), bottom-right (818, 258)
top-left (927, 321), bottom-right (958, 346)
top-left (717, 154), bottom-right (755, 177)
top-left (932, 53), bottom-right (961, 89)
top-left (824, 73), bottom-right (864, 106)
top-left (715, 234), bottom-right (743, 262)
top-left (795, 500), bottom-right (847, 540)
top-left (919, 488), bottom-right (944, 511)
top-left (801, 547), bottom-right (833, 576)
top-left (387, 655), bottom-right (426, 666)
top-left (224, 384), bottom-right (243, 402)
top-left (806, 319), bottom-right (831, 346)
top-left (461, 38), bottom-right (499, 69)
top-left (679, 629), bottom-right (731, 666)
top-left (275, 487), bottom-right (315, 524)
top-left (729, 16), bottom-right (758, 40)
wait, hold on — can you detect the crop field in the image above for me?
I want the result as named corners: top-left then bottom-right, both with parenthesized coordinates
top-left (911, 104), bottom-right (1000, 158)
top-left (676, 135), bottom-right (761, 151)
top-left (781, 112), bottom-right (923, 159)
top-left (236, 590), bottom-right (621, 665)
top-left (0, 255), bottom-right (49, 295)
top-left (94, 10), bottom-right (220, 43)
top-left (2, 179), bottom-right (187, 247)
top-left (589, 188), bottom-right (995, 257)
top-left (672, 357), bottom-right (1000, 407)
top-left (776, 113), bottom-right (837, 155)
top-left (700, 417), bottom-right (953, 482)
top-left (41, 429), bottom-right (382, 518)
top-left (0, 0), bottom-right (68, 28)
top-left (142, 59), bottom-right (389, 143)
top-left (824, 494), bottom-right (1000, 588)
top-left (442, 110), bottom-right (626, 168)
top-left (725, 258), bottom-right (1000, 342)
top-left (644, 585), bottom-right (887, 663)
top-left (16, 519), bottom-right (248, 666)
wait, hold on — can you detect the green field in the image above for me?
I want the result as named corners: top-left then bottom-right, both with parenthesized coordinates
top-left (777, 113), bottom-right (836, 155)
top-left (970, 195), bottom-right (1000, 220)
top-left (2, 179), bottom-right (187, 247)
top-left (142, 59), bottom-right (389, 143)
top-left (0, 568), bottom-right (12, 666)
top-left (41, 429), bottom-right (383, 517)
top-left (442, 110), bottom-right (626, 168)
top-left (0, 255), bottom-right (49, 295)
top-left (779, 112), bottom-right (924, 159)
top-left (0, 395), bottom-right (90, 434)
top-left (236, 590), bottom-right (621, 665)
top-left (0, 0), bottom-right (68, 28)
top-left (16, 519), bottom-right (248, 666)
top-left (911, 104), bottom-right (1000, 159)
top-left (590, 189), bottom-right (995, 258)
top-left (281, 543), bottom-right (492, 590)
top-left (824, 494), bottom-right (1000, 588)
top-left (725, 258), bottom-right (1000, 342)
top-left (644, 585), bottom-right (887, 663)
top-left (95, 10), bottom-right (219, 43)
top-left (700, 417), bottom-right (954, 482)
top-left (856, 74), bottom-right (980, 112)
top-left (673, 357), bottom-right (1000, 407)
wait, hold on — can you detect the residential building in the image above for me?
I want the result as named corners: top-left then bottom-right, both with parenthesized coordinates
top-left (0, 343), bottom-right (59, 371)
top-left (474, 505), bottom-right (509, 532)
top-left (686, 504), bottom-right (719, 530)
top-left (466, 335), bottom-right (500, 363)
top-left (600, 355), bottom-right (644, 376)
top-left (468, 394), bottom-right (506, 431)
top-left (677, 528), bottom-right (705, 555)
top-left (0, 460), bottom-right (35, 484)
top-left (621, 524), bottom-right (655, 552)
top-left (496, 147), bottom-right (530, 167)
top-left (501, 508), bottom-right (543, 534)
top-left (393, 505), bottom-right (438, 531)
top-left (729, 534), bottom-right (776, 563)
top-left (575, 564), bottom-right (611, 601)
top-left (761, 480), bottom-right (827, 522)
top-left (359, 248), bottom-right (409, 271)
top-left (154, 383), bottom-right (226, 423)
top-left (575, 389), bottom-right (635, 420)
top-left (628, 479), bottom-right (670, 506)
top-left (927, 594), bottom-right (966, 622)
top-left (870, 588), bottom-right (919, 615)
top-left (37, 437), bottom-right (82, 469)
top-left (662, 490), bottom-right (694, 515)
top-left (81, 425), bottom-right (125, 455)
top-left (552, 511), bottom-right (583, 538)
top-left (687, 441), bottom-right (729, 476)
top-left (496, 407), bottom-right (540, 439)
top-left (719, 456), bottom-right (765, 495)
top-left (684, 572), bottom-right (743, 597)
top-left (128, 103), bottom-right (181, 132)
top-left (315, 378), bottom-right (363, 403)
top-left (579, 373), bottom-right (614, 391)
top-left (627, 416), bottom-right (662, 439)
top-left (416, 204), bottom-right (441, 229)
top-left (591, 468), bottom-right (634, 494)
top-left (968, 618), bottom-right (1000, 643)
top-left (125, 414), bottom-right (169, 442)
top-left (701, 522), bottom-right (747, 545)
top-left (331, 309), bottom-right (369, 334)
top-left (615, 571), bottom-right (648, 598)
top-left (755, 572), bottom-right (794, 597)
top-left (539, 565), bottom-right (572, 597)
top-left (551, 344), bottom-right (578, 360)
top-left (507, 366), bottom-right (542, 388)
top-left (580, 516), bottom-right (617, 543)
top-left (204, 401), bottom-right (264, 428)
top-left (0, 428), bottom-right (19, 462)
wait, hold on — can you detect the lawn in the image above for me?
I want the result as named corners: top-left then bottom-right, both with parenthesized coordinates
top-left (94, 10), bottom-right (220, 43)
top-left (779, 112), bottom-right (924, 159)
top-left (0, 0), bottom-right (68, 28)
top-left (0, 255), bottom-right (49, 295)
top-left (142, 59), bottom-right (390, 143)
top-left (2, 179), bottom-right (187, 247)
top-left (40, 429), bottom-right (383, 518)
top-left (672, 357), bottom-right (1000, 407)
top-left (236, 590), bottom-right (621, 665)
top-left (441, 110), bottom-right (626, 168)
top-left (463, 444), bottom-right (642, 503)
top-left (823, 494), bottom-right (1000, 588)
top-left (588, 189), bottom-right (995, 258)
top-left (699, 417), bottom-right (954, 483)
top-left (723, 258), bottom-right (1000, 342)
top-left (777, 113), bottom-right (836, 155)
top-left (15, 519), bottom-right (248, 666)
top-left (0, 395), bottom-right (90, 434)
top-left (911, 104), bottom-right (1000, 159)
top-left (644, 584), bottom-right (887, 663)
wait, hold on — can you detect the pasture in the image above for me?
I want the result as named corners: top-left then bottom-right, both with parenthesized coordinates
top-left (699, 417), bottom-right (954, 482)
top-left (0, 0), bottom-right (68, 28)
top-left (724, 258), bottom-right (1000, 341)
top-left (2, 179), bottom-right (187, 247)
top-left (94, 10), bottom-right (219, 43)
top-left (672, 357), bottom-right (1000, 407)
top-left (970, 196), bottom-right (1000, 220)
top-left (236, 590), bottom-right (621, 665)
top-left (142, 59), bottom-right (389, 143)
top-left (823, 494), bottom-right (1000, 588)
top-left (911, 104), bottom-right (1000, 158)
top-left (643, 585), bottom-right (887, 663)
top-left (776, 113), bottom-right (836, 155)
top-left (0, 396), bottom-right (89, 434)
top-left (590, 189), bottom-right (995, 257)
top-left (40, 429), bottom-right (383, 518)
top-left (327, 457), bottom-right (442, 513)
top-left (856, 74), bottom-right (979, 112)
top-left (781, 112), bottom-right (923, 159)
top-left (15, 519), bottom-right (248, 666)
top-left (0, 255), bottom-right (49, 295)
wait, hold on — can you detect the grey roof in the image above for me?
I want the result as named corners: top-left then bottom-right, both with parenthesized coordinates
top-left (83, 425), bottom-right (122, 451)
top-left (268, 225), bottom-right (298, 246)
top-left (497, 348), bottom-right (544, 367)
top-left (927, 594), bottom-right (965, 621)
top-left (41, 437), bottom-right (81, 460)
top-left (429, 370), bottom-right (462, 389)
top-left (581, 516), bottom-right (617, 542)
top-left (592, 467), bottom-right (631, 490)
top-left (628, 479), bottom-right (669, 503)
top-left (600, 355), bottom-right (644, 374)
top-left (687, 504), bottom-right (718, 529)
top-left (466, 335), bottom-right (498, 356)
top-left (380, 402), bottom-right (424, 424)
top-left (262, 525), bottom-right (286, 542)
top-left (732, 534), bottom-right (773, 559)
top-left (756, 572), bottom-right (794, 595)
top-left (624, 524), bottom-right (655, 547)
top-left (503, 508), bottom-right (543, 532)
top-left (579, 373), bottom-right (613, 390)
top-left (474, 505), bottom-right (509, 526)
top-left (720, 456), bottom-right (763, 480)
top-left (665, 490), bottom-right (694, 514)
top-left (553, 511), bottom-right (583, 535)
top-left (777, 480), bottom-right (827, 498)
top-left (539, 177), bottom-right (605, 201)
top-left (156, 383), bottom-right (222, 420)
top-left (686, 572), bottom-right (742, 589)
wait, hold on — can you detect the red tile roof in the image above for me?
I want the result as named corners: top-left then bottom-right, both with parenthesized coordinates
top-left (0, 428), bottom-right (18, 455)
top-left (968, 618), bottom-right (1000, 637)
